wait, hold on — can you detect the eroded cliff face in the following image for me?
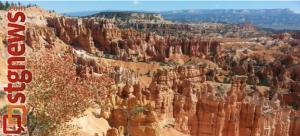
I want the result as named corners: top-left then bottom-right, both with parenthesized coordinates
top-left (103, 93), bottom-right (161, 136)
top-left (46, 17), bottom-right (222, 62)
top-left (291, 32), bottom-right (300, 40)
top-left (68, 51), bottom-right (300, 136)
top-left (269, 33), bottom-right (291, 40)
top-left (70, 51), bottom-right (160, 136)
top-left (26, 26), bottom-right (56, 50)
top-left (96, 74), bottom-right (161, 136)
top-left (47, 17), bottom-right (98, 53)
top-left (148, 65), bottom-right (300, 136)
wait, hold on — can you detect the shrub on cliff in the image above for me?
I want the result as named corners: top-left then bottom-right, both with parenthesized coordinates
top-left (25, 49), bottom-right (111, 135)
top-left (120, 103), bottom-right (148, 136)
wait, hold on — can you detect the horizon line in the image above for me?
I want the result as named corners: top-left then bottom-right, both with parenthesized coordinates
top-left (60, 8), bottom-right (296, 14)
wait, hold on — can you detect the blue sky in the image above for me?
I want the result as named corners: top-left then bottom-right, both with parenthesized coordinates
top-left (18, 1), bottom-right (300, 13)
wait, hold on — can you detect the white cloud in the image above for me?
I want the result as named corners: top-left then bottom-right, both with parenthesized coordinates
top-left (215, 4), bottom-right (219, 7)
top-left (132, 1), bottom-right (141, 5)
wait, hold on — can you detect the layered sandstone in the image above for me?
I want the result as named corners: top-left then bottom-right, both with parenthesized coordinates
top-left (101, 84), bottom-right (161, 136)
top-left (47, 17), bottom-right (99, 53)
top-left (26, 26), bottom-right (56, 50)
top-left (269, 33), bottom-right (291, 40)
top-left (148, 65), bottom-right (300, 136)
top-left (291, 31), bottom-right (300, 40)
top-left (225, 22), bottom-right (256, 31)
top-left (47, 17), bottom-right (223, 62)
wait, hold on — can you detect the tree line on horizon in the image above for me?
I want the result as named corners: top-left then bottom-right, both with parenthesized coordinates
top-left (0, 1), bottom-right (37, 10)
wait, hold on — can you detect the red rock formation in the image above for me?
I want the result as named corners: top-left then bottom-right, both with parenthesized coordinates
top-left (47, 17), bottom-right (222, 62)
top-left (291, 81), bottom-right (300, 93)
top-left (282, 55), bottom-right (298, 66)
top-left (291, 69), bottom-right (300, 82)
top-left (106, 126), bottom-right (124, 136)
top-left (73, 54), bottom-right (138, 85)
top-left (148, 65), bottom-right (299, 136)
top-left (26, 26), bottom-right (56, 50)
top-left (101, 88), bottom-right (161, 136)
top-left (235, 22), bottom-right (256, 31)
top-left (43, 17), bottom-right (300, 136)
top-left (108, 66), bottom-right (138, 85)
top-left (269, 32), bottom-right (291, 40)
top-left (47, 17), bottom-right (97, 53)
top-left (232, 62), bottom-right (255, 76)
top-left (291, 31), bottom-right (300, 39)
top-left (289, 111), bottom-right (300, 135)
top-left (255, 59), bottom-right (297, 92)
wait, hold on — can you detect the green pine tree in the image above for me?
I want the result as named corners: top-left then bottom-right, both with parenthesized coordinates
top-left (27, 3), bottom-right (32, 8)
top-left (0, 1), bottom-right (5, 10)
top-left (5, 1), bottom-right (10, 9)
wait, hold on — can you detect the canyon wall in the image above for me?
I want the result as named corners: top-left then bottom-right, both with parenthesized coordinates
top-left (148, 65), bottom-right (300, 136)
top-left (46, 17), bottom-right (222, 62)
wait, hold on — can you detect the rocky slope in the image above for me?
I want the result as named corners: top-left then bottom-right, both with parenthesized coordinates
top-left (148, 65), bottom-right (299, 136)
top-left (75, 51), bottom-right (300, 136)
top-left (46, 17), bottom-right (222, 62)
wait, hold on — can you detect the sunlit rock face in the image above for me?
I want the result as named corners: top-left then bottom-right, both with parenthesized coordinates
top-left (149, 65), bottom-right (299, 136)
top-left (47, 17), bottom-right (222, 62)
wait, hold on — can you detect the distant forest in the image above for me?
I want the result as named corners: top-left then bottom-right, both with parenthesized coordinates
top-left (0, 1), bottom-right (37, 10)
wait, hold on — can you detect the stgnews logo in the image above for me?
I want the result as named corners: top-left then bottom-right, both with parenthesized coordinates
top-left (2, 5), bottom-right (32, 134)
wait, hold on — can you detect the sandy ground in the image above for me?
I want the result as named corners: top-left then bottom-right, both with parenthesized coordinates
top-left (99, 59), bottom-right (162, 74)
top-left (221, 42), bottom-right (264, 50)
top-left (70, 108), bottom-right (110, 136)
top-left (180, 55), bottom-right (219, 68)
top-left (97, 58), bottom-right (162, 87)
